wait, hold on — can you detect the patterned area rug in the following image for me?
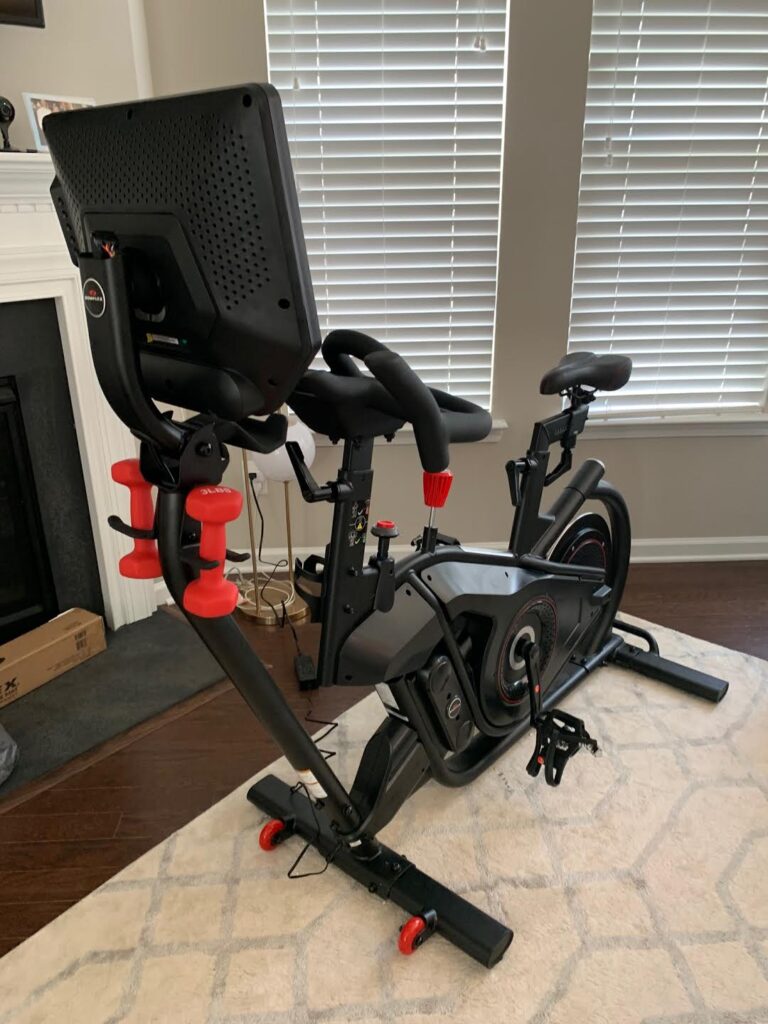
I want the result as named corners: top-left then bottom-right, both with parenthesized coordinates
top-left (1, 619), bottom-right (767, 1024)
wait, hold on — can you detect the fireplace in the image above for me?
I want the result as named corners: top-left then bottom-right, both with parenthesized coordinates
top-left (0, 377), bottom-right (58, 643)
top-left (0, 151), bottom-right (157, 629)
top-left (0, 300), bottom-right (104, 642)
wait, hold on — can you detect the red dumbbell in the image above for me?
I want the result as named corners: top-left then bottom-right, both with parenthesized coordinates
top-left (182, 485), bottom-right (243, 618)
top-left (111, 459), bottom-right (162, 579)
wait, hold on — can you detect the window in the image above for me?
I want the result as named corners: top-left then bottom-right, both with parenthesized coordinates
top-left (569, 0), bottom-right (768, 419)
top-left (264, 1), bottom-right (508, 408)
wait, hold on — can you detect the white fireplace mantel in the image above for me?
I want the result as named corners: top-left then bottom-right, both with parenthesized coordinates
top-left (0, 152), bottom-right (155, 629)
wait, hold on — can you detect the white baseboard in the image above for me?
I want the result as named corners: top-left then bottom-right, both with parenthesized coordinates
top-left (629, 535), bottom-right (768, 563)
top-left (475, 537), bottom-right (768, 562)
top-left (153, 535), bottom-right (768, 607)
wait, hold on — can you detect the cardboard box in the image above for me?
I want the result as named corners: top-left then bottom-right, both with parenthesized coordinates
top-left (0, 609), bottom-right (106, 709)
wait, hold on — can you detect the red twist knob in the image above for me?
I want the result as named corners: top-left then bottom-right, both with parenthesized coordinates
top-left (423, 470), bottom-right (454, 509)
top-left (182, 485), bottom-right (243, 618)
top-left (111, 459), bottom-right (162, 579)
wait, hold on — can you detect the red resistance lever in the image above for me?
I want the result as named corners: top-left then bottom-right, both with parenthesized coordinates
top-left (423, 470), bottom-right (454, 509)
top-left (183, 485), bottom-right (243, 618)
top-left (111, 459), bottom-right (162, 579)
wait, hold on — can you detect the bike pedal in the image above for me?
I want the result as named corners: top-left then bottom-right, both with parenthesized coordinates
top-left (526, 708), bottom-right (599, 787)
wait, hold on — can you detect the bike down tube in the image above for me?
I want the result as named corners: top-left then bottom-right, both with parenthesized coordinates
top-left (529, 459), bottom-right (606, 556)
top-left (155, 488), bottom-right (360, 831)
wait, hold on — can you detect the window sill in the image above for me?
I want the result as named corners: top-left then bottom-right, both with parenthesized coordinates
top-left (584, 414), bottom-right (768, 440)
top-left (314, 418), bottom-right (508, 448)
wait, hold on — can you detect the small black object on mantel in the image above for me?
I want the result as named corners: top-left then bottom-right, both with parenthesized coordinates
top-left (0, 97), bottom-right (19, 152)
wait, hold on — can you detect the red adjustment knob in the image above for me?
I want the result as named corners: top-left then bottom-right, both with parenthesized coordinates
top-left (371, 519), bottom-right (399, 538)
top-left (423, 470), bottom-right (453, 509)
top-left (182, 485), bottom-right (243, 618)
top-left (111, 459), bottom-right (162, 579)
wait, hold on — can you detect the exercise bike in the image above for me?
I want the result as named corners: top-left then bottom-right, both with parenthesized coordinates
top-left (45, 85), bottom-right (729, 968)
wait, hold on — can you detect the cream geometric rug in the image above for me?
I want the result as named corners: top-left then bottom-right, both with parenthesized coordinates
top-left (1, 619), bottom-right (767, 1024)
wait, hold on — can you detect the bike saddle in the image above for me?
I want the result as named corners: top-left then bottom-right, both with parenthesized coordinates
top-left (539, 351), bottom-right (632, 395)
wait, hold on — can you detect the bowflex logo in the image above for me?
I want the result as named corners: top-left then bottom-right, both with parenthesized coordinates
top-left (82, 278), bottom-right (106, 319)
top-left (2, 678), bottom-right (18, 704)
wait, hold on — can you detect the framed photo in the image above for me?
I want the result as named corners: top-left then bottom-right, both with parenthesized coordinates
top-left (22, 93), bottom-right (95, 152)
top-left (0, 1), bottom-right (44, 28)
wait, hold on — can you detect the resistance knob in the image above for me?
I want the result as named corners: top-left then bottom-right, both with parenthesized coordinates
top-left (111, 459), bottom-right (162, 579)
top-left (423, 469), bottom-right (453, 509)
top-left (182, 485), bottom-right (243, 618)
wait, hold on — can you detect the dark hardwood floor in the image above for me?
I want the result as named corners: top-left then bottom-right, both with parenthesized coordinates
top-left (621, 561), bottom-right (768, 661)
top-left (0, 560), bottom-right (765, 955)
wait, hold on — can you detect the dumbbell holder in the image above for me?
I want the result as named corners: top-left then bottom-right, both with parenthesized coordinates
top-left (180, 545), bottom-right (249, 573)
top-left (107, 515), bottom-right (155, 542)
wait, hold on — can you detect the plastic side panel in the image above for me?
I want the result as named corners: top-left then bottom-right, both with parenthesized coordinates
top-left (337, 586), bottom-right (442, 686)
top-left (424, 561), bottom-right (539, 606)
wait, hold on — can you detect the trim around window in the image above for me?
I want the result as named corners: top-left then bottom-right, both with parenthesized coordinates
top-left (584, 414), bottom-right (768, 440)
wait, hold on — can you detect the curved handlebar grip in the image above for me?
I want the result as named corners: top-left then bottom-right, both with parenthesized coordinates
top-left (365, 349), bottom-right (450, 472)
top-left (321, 329), bottom-right (492, 472)
top-left (322, 329), bottom-right (379, 377)
top-left (428, 388), bottom-right (493, 444)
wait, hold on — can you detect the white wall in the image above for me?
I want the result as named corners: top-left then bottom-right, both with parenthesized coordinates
top-left (141, 0), bottom-right (268, 96)
top-left (0, 0), bottom-right (143, 151)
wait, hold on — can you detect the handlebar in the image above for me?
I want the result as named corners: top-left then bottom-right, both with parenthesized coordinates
top-left (322, 330), bottom-right (491, 473)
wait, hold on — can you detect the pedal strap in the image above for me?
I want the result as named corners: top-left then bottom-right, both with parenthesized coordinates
top-left (526, 709), bottom-right (599, 787)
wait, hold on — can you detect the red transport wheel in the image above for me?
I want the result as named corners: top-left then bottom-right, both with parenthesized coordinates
top-left (258, 818), bottom-right (287, 851)
top-left (398, 915), bottom-right (429, 955)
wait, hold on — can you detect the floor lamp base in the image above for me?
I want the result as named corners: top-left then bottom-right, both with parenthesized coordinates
top-left (236, 580), bottom-right (311, 626)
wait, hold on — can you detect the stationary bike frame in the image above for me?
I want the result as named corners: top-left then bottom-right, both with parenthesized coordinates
top-left (45, 82), bottom-right (730, 968)
top-left (77, 254), bottom-right (728, 969)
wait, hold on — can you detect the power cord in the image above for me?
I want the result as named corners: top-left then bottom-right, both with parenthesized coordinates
top-left (226, 472), bottom-right (318, 688)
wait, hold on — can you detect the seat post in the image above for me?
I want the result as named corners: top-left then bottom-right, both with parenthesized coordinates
top-left (507, 401), bottom-right (591, 554)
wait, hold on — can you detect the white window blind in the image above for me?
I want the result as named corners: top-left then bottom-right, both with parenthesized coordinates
top-left (568, 0), bottom-right (768, 418)
top-left (264, 1), bottom-right (508, 407)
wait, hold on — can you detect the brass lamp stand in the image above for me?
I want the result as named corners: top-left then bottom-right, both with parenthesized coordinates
top-left (237, 449), bottom-right (309, 625)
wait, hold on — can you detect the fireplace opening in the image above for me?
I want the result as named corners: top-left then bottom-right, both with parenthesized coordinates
top-left (0, 299), bottom-right (103, 644)
top-left (0, 377), bottom-right (58, 643)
